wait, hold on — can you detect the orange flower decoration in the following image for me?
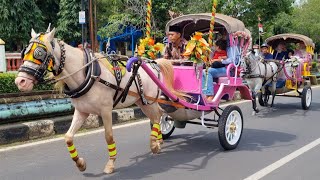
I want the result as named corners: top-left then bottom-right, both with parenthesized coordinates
top-left (182, 32), bottom-right (211, 64)
top-left (137, 37), bottom-right (164, 60)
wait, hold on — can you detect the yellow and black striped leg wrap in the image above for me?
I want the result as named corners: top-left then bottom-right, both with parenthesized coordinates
top-left (151, 123), bottom-right (160, 138)
top-left (157, 131), bottom-right (163, 140)
top-left (67, 142), bottom-right (79, 162)
top-left (108, 143), bottom-right (117, 158)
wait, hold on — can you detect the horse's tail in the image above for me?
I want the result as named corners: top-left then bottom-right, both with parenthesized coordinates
top-left (155, 58), bottom-right (188, 100)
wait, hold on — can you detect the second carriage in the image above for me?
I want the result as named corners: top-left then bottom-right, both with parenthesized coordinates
top-left (257, 33), bottom-right (315, 110)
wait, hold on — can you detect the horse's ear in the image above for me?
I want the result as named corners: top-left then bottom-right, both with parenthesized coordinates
top-left (47, 28), bottom-right (56, 40)
top-left (31, 28), bottom-right (37, 38)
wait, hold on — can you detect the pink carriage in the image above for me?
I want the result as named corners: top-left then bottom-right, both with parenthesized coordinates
top-left (258, 33), bottom-right (315, 110)
top-left (127, 13), bottom-right (252, 150)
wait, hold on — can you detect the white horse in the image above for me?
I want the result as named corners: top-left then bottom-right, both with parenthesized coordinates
top-left (240, 51), bottom-right (279, 114)
top-left (15, 27), bottom-right (182, 174)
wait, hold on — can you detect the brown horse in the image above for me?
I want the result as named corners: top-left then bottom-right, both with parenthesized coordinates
top-left (15, 27), bottom-right (178, 174)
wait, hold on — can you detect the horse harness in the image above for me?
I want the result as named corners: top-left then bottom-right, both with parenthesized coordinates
top-left (19, 34), bottom-right (65, 82)
top-left (64, 51), bottom-right (161, 107)
top-left (243, 57), bottom-right (281, 84)
top-left (19, 34), bottom-right (161, 107)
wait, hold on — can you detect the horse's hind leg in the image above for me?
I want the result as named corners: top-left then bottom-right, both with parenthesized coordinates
top-left (65, 109), bottom-right (89, 172)
top-left (136, 101), bottom-right (162, 154)
top-left (101, 109), bottom-right (117, 174)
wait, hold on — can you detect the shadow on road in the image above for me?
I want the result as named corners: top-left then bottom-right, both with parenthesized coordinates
top-left (83, 128), bottom-right (296, 179)
top-left (256, 102), bottom-right (320, 118)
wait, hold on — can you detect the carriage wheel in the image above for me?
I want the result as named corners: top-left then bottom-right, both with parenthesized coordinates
top-left (150, 113), bottom-right (175, 139)
top-left (218, 105), bottom-right (243, 150)
top-left (301, 85), bottom-right (312, 110)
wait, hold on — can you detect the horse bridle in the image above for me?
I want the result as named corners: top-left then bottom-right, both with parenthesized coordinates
top-left (19, 34), bottom-right (65, 83)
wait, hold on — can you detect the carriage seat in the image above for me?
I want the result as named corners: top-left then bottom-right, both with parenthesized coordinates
top-left (216, 63), bottom-right (242, 84)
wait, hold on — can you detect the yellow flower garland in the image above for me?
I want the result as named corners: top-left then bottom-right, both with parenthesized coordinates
top-left (137, 37), bottom-right (164, 60)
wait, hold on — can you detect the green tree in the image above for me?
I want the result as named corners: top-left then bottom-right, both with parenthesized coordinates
top-left (56, 0), bottom-right (81, 44)
top-left (35, 0), bottom-right (60, 27)
top-left (0, 0), bottom-right (44, 51)
top-left (291, 0), bottom-right (320, 42)
top-left (97, 0), bottom-right (146, 38)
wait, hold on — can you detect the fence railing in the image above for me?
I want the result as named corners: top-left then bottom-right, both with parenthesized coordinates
top-left (5, 53), bottom-right (22, 71)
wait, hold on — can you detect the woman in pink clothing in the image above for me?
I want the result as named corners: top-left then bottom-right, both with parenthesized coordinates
top-left (294, 42), bottom-right (307, 59)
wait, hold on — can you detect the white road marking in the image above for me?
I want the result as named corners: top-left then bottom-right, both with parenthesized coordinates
top-left (244, 137), bottom-right (320, 180)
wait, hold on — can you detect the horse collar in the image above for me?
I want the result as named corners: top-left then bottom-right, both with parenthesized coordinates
top-left (53, 40), bottom-right (66, 76)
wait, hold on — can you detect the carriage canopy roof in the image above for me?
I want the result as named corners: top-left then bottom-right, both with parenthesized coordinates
top-left (165, 13), bottom-right (248, 39)
top-left (265, 33), bottom-right (315, 48)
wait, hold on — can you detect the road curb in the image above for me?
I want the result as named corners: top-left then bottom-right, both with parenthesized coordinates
top-left (0, 107), bottom-right (149, 145)
top-left (0, 91), bottom-right (244, 145)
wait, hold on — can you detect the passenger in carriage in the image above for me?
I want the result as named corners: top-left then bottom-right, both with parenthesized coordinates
top-left (294, 42), bottom-right (307, 59)
top-left (273, 41), bottom-right (289, 60)
top-left (210, 39), bottom-right (228, 68)
top-left (163, 25), bottom-right (188, 59)
top-left (287, 49), bottom-right (295, 58)
top-left (260, 43), bottom-right (273, 60)
top-left (202, 39), bottom-right (234, 102)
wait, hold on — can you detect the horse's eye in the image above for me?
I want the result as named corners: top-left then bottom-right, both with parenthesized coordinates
top-left (33, 47), bottom-right (47, 61)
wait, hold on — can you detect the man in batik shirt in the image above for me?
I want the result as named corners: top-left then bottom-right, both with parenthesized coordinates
top-left (164, 25), bottom-right (188, 60)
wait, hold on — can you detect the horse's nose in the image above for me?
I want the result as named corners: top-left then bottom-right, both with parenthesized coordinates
top-left (15, 77), bottom-right (27, 87)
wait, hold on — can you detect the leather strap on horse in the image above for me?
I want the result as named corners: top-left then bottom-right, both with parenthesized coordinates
top-left (113, 60), bottom-right (149, 107)
top-left (64, 49), bottom-right (101, 98)
top-left (96, 77), bottom-right (184, 108)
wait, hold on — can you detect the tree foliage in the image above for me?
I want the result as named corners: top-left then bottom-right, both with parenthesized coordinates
top-left (291, 0), bottom-right (320, 42)
top-left (0, 0), bottom-right (44, 51)
top-left (56, 0), bottom-right (81, 44)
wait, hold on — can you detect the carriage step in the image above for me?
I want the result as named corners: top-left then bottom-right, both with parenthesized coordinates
top-left (185, 120), bottom-right (218, 128)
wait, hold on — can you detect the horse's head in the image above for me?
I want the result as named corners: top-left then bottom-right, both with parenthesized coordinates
top-left (15, 26), bottom-right (62, 91)
top-left (240, 50), bottom-right (257, 78)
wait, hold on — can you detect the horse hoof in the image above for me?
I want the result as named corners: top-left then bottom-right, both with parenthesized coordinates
top-left (158, 139), bottom-right (164, 145)
top-left (104, 159), bottom-right (115, 174)
top-left (104, 165), bottom-right (115, 174)
top-left (150, 139), bottom-right (161, 154)
top-left (76, 158), bottom-right (86, 172)
top-left (252, 111), bottom-right (256, 116)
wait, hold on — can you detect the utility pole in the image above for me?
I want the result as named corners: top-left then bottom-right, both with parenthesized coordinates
top-left (81, 0), bottom-right (85, 46)
top-left (89, 0), bottom-right (95, 51)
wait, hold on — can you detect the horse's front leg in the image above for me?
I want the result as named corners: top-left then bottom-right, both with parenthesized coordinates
top-left (136, 101), bottom-right (163, 154)
top-left (101, 109), bottom-right (117, 174)
top-left (251, 91), bottom-right (259, 114)
top-left (270, 81), bottom-right (277, 107)
top-left (65, 109), bottom-right (89, 172)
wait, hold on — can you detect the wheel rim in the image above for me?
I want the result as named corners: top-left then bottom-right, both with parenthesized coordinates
top-left (306, 88), bottom-right (312, 107)
top-left (160, 114), bottom-right (174, 135)
top-left (225, 110), bottom-right (242, 145)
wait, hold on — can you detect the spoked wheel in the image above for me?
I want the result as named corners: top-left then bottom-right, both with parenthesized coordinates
top-left (301, 85), bottom-right (312, 110)
top-left (151, 113), bottom-right (175, 140)
top-left (218, 105), bottom-right (243, 150)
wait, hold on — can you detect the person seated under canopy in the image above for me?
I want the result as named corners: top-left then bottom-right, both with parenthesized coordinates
top-left (273, 41), bottom-right (289, 60)
top-left (163, 25), bottom-right (188, 60)
top-left (202, 39), bottom-right (235, 102)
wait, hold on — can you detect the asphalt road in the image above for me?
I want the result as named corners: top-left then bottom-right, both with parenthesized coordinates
top-left (1, 86), bottom-right (320, 180)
